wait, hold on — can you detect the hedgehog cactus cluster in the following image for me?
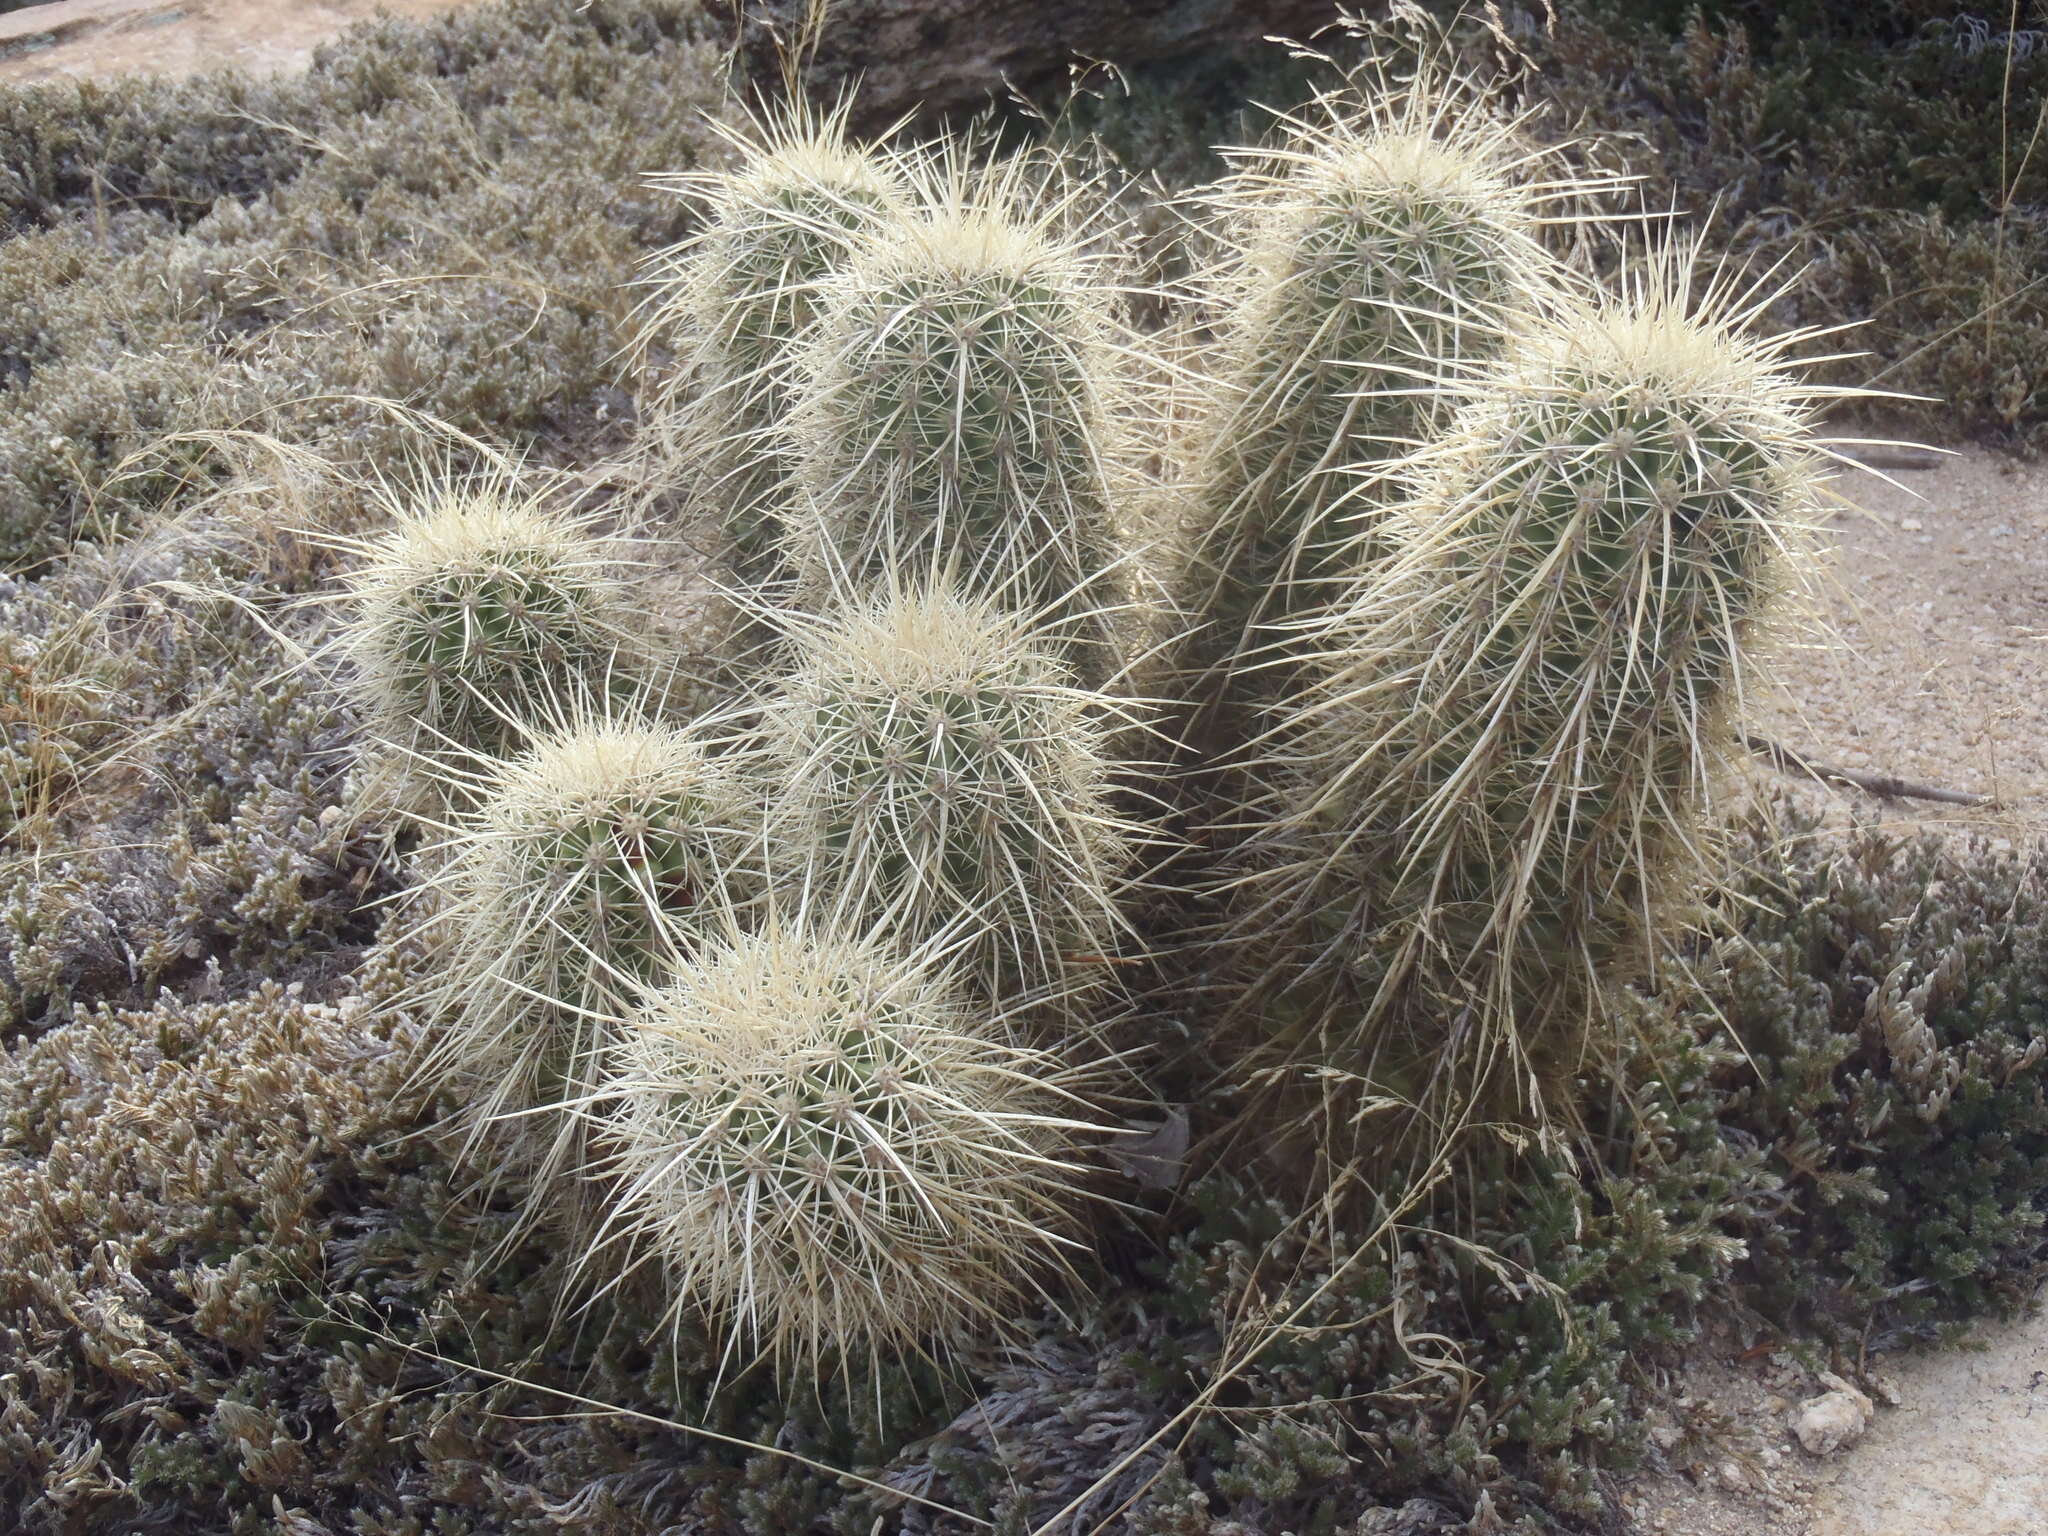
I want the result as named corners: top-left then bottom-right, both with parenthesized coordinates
top-left (333, 54), bottom-right (1837, 1399)
top-left (601, 926), bottom-right (1095, 1381)
top-left (1227, 265), bottom-right (1827, 1134)
top-left (416, 718), bottom-right (756, 1189)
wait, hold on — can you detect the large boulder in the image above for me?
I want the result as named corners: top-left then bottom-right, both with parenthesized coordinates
top-left (720, 0), bottom-right (1346, 127)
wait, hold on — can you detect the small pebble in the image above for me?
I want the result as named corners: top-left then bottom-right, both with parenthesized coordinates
top-left (1794, 1372), bottom-right (1875, 1456)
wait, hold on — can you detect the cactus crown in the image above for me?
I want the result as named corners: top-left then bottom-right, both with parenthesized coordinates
top-left (693, 132), bottom-right (908, 343)
top-left (643, 105), bottom-right (911, 570)
top-left (791, 163), bottom-right (1128, 652)
top-left (346, 486), bottom-right (641, 780)
top-left (761, 583), bottom-right (1131, 1001)
top-left (414, 716), bottom-right (755, 1189)
top-left (1187, 74), bottom-right (1575, 687)
top-left (599, 925), bottom-right (1096, 1380)
top-left (1376, 264), bottom-right (1826, 721)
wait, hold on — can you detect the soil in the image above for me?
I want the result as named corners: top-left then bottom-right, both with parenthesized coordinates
top-left (1624, 1307), bottom-right (2048, 1536)
top-left (0, 0), bottom-right (471, 84)
top-left (1, 4), bottom-right (2044, 1533)
top-left (1745, 442), bottom-right (2048, 840)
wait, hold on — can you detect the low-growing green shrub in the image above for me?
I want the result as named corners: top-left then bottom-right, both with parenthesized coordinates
top-left (1701, 802), bottom-right (2048, 1339)
top-left (0, 0), bottom-right (729, 569)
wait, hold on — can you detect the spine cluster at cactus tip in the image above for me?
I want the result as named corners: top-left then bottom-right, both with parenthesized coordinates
top-left (598, 927), bottom-right (1096, 1378)
top-left (344, 486), bottom-right (645, 794)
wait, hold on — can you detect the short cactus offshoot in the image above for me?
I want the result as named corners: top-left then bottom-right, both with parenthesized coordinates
top-left (790, 165), bottom-right (1131, 667)
top-left (598, 926), bottom-right (1100, 1380)
top-left (1184, 76), bottom-right (1574, 705)
top-left (416, 717), bottom-right (756, 1191)
top-left (644, 104), bottom-right (909, 573)
top-left (1235, 259), bottom-right (1833, 1131)
top-left (343, 485), bottom-right (644, 794)
top-left (760, 583), bottom-right (1135, 1008)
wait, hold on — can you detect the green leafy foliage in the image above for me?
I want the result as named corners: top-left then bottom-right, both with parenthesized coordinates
top-left (1700, 803), bottom-right (2048, 1336)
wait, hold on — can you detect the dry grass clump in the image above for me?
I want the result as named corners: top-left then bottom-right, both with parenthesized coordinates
top-left (0, 0), bottom-right (729, 570)
top-left (0, 979), bottom-right (423, 1527)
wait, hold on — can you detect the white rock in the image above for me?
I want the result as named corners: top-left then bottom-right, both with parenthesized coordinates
top-left (1792, 1372), bottom-right (1874, 1456)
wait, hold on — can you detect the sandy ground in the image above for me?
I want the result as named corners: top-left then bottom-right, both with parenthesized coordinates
top-left (0, 0), bottom-right (470, 84)
top-left (1745, 442), bottom-right (2047, 839)
top-left (1626, 1307), bottom-right (2048, 1536)
top-left (1, 4), bottom-right (2043, 1532)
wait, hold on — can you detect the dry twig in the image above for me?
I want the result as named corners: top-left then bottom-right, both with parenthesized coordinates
top-left (1740, 732), bottom-right (1993, 808)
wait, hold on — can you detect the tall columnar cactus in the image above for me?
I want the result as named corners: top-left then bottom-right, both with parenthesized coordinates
top-left (417, 717), bottom-right (758, 1190)
top-left (759, 583), bottom-right (1135, 1008)
top-left (344, 485), bottom-right (644, 793)
top-left (645, 103), bottom-right (910, 573)
top-left (789, 163), bottom-right (1131, 667)
top-left (1234, 261), bottom-right (1827, 1130)
top-left (1184, 80), bottom-right (1568, 704)
top-left (599, 925), bottom-right (1098, 1380)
